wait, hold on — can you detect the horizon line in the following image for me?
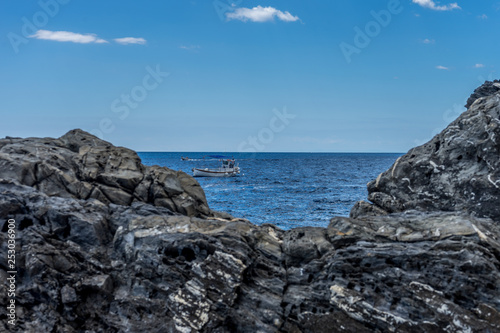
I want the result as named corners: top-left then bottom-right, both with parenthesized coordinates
top-left (136, 151), bottom-right (405, 154)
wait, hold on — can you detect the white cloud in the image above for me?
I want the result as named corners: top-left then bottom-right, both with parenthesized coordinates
top-left (436, 65), bottom-right (450, 70)
top-left (114, 37), bottom-right (146, 45)
top-left (114, 37), bottom-right (147, 45)
top-left (478, 14), bottom-right (488, 19)
top-left (422, 38), bottom-right (435, 44)
top-left (474, 63), bottom-right (485, 68)
top-left (28, 30), bottom-right (147, 46)
top-left (179, 45), bottom-right (201, 51)
top-left (226, 6), bottom-right (300, 22)
top-left (412, 0), bottom-right (461, 11)
top-left (29, 30), bottom-right (108, 44)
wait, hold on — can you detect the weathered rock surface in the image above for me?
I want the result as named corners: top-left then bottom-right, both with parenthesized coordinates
top-left (1, 180), bottom-right (499, 333)
top-left (0, 129), bottom-right (210, 217)
top-left (465, 79), bottom-right (500, 109)
top-left (352, 81), bottom-right (500, 221)
top-left (2, 80), bottom-right (500, 333)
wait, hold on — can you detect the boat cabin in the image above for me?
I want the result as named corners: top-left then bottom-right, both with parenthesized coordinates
top-left (222, 159), bottom-right (235, 169)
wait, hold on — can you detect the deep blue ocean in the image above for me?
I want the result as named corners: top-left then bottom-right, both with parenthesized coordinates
top-left (137, 153), bottom-right (401, 229)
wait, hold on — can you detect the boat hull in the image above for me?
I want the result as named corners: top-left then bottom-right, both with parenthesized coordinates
top-left (192, 167), bottom-right (240, 177)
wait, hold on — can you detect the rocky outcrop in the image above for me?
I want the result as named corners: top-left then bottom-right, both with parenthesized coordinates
top-left (0, 129), bottom-right (210, 217)
top-left (2, 78), bottom-right (500, 333)
top-left (352, 81), bottom-right (500, 221)
top-left (1, 179), bottom-right (499, 332)
top-left (465, 79), bottom-right (500, 109)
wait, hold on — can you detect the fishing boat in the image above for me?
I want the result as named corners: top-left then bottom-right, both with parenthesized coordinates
top-left (181, 156), bottom-right (190, 161)
top-left (192, 157), bottom-right (240, 177)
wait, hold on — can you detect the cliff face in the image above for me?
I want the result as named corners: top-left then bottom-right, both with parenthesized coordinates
top-left (1, 82), bottom-right (500, 333)
top-left (351, 81), bottom-right (500, 221)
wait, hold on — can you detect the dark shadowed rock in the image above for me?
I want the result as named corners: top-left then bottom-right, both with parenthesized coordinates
top-left (349, 200), bottom-right (388, 219)
top-left (352, 81), bottom-right (500, 221)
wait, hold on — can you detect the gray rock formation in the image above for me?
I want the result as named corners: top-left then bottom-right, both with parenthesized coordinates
top-left (465, 79), bottom-right (500, 109)
top-left (0, 129), bottom-right (210, 217)
top-left (1, 179), bottom-right (499, 332)
top-left (352, 81), bottom-right (500, 221)
top-left (2, 81), bottom-right (500, 332)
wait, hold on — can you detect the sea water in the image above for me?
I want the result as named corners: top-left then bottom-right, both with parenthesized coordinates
top-left (138, 152), bottom-right (401, 229)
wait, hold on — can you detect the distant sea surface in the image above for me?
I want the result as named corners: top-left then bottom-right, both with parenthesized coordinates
top-left (138, 152), bottom-right (401, 229)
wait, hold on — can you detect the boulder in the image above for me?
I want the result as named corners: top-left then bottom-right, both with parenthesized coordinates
top-left (0, 129), bottom-right (210, 217)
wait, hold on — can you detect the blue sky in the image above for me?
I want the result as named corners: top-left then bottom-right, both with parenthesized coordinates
top-left (1, 0), bottom-right (499, 152)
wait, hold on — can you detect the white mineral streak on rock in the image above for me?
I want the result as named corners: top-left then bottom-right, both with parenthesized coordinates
top-left (170, 280), bottom-right (211, 333)
top-left (330, 285), bottom-right (364, 321)
top-left (409, 281), bottom-right (444, 295)
top-left (134, 228), bottom-right (163, 238)
top-left (462, 113), bottom-right (482, 124)
top-left (120, 230), bottom-right (135, 260)
top-left (422, 191), bottom-right (440, 199)
top-left (391, 157), bottom-right (402, 178)
top-left (330, 284), bottom-right (411, 329)
top-left (375, 172), bottom-right (383, 188)
top-left (471, 224), bottom-right (488, 242)
top-left (377, 226), bottom-right (387, 233)
top-left (214, 251), bottom-right (245, 271)
top-left (437, 304), bottom-right (451, 315)
top-left (402, 178), bottom-right (413, 192)
top-left (267, 226), bottom-right (282, 243)
top-left (429, 161), bottom-right (441, 173)
top-left (191, 262), bottom-right (206, 278)
top-left (488, 174), bottom-right (500, 188)
top-left (451, 317), bottom-right (473, 333)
